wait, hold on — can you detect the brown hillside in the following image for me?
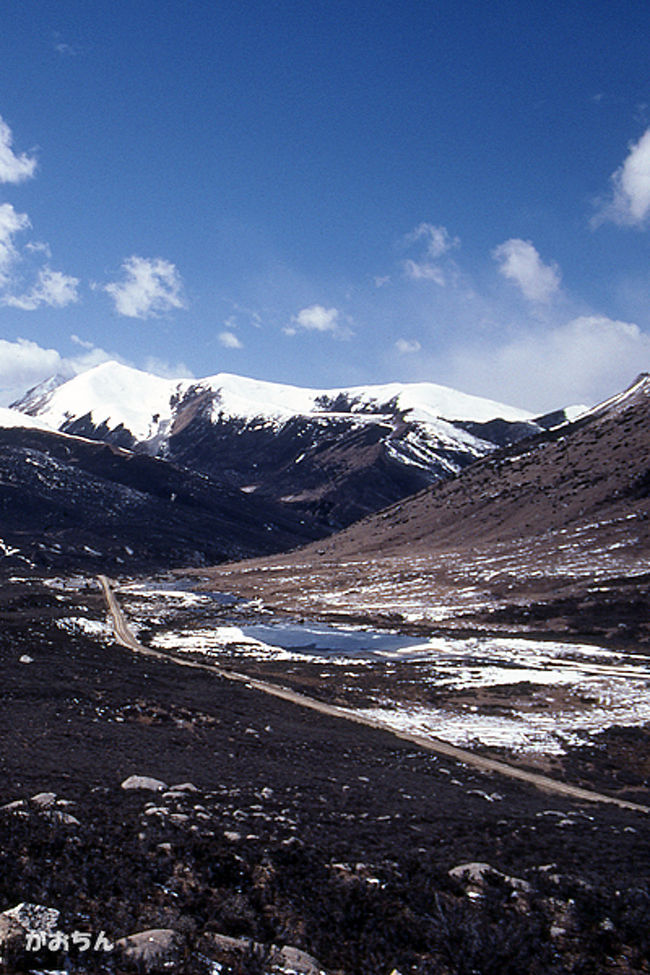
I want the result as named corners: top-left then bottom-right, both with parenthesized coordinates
top-left (198, 375), bottom-right (650, 646)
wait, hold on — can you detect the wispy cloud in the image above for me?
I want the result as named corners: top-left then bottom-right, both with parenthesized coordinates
top-left (401, 223), bottom-right (459, 284)
top-left (593, 128), bottom-right (650, 228)
top-left (492, 238), bottom-right (561, 303)
top-left (103, 256), bottom-right (186, 318)
top-left (4, 267), bottom-right (80, 310)
top-left (52, 33), bottom-right (78, 56)
top-left (143, 356), bottom-right (194, 379)
top-left (446, 315), bottom-right (650, 412)
top-left (219, 330), bottom-right (243, 349)
top-left (0, 203), bottom-right (30, 287)
top-left (284, 304), bottom-right (348, 337)
top-left (395, 338), bottom-right (421, 354)
top-left (0, 117), bottom-right (37, 184)
top-left (0, 135), bottom-right (78, 309)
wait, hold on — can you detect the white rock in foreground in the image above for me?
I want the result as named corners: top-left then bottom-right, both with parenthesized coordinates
top-left (120, 775), bottom-right (167, 792)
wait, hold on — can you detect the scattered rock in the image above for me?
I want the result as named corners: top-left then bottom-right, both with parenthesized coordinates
top-left (18, 655), bottom-right (33, 664)
top-left (115, 927), bottom-right (181, 970)
top-left (121, 775), bottom-right (167, 792)
top-left (203, 932), bottom-right (254, 956)
top-left (282, 836), bottom-right (304, 849)
top-left (3, 902), bottom-right (60, 935)
top-left (274, 943), bottom-right (327, 974)
top-left (45, 809), bottom-right (81, 826)
top-left (170, 781), bottom-right (198, 792)
top-left (30, 792), bottom-right (57, 808)
top-left (449, 862), bottom-right (532, 893)
top-left (200, 933), bottom-right (327, 974)
top-left (0, 914), bottom-right (25, 958)
top-left (223, 830), bottom-right (241, 842)
top-left (0, 799), bottom-right (26, 812)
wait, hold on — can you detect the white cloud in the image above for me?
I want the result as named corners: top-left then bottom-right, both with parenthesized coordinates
top-left (395, 338), bottom-right (421, 354)
top-left (0, 203), bottom-right (30, 286)
top-left (492, 238), bottom-right (561, 303)
top-left (285, 304), bottom-right (341, 336)
top-left (219, 330), bottom-right (243, 349)
top-left (402, 223), bottom-right (459, 284)
top-left (0, 205), bottom-right (79, 310)
top-left (70, 334), bottom-right (95, 350)
top-left (0, 117), bottom-right (37, 184)
top-left (403, 259), bottom-right (446, 284)
top-left (25, 241), bottom-right (52, 258)
top-left (52, 33), bottom-right (78, 56)
top-left (446, 315), bottom-right (650, 412)
top-left (4, 266), bottom-right (80, 310)
top-left (404, 223), bottom-right (458, 259)
top-left (103, 256), bottom-right (186, 318)
top-left (593, 128), bottom-right (650, 227)
top-left (143, 356), bottom-right (193, 379)
top-left (0, 337), bottom-right (115, 406)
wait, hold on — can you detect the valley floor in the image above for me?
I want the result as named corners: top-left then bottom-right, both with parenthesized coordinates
top-left (0, 575), bottom-right (649, 974)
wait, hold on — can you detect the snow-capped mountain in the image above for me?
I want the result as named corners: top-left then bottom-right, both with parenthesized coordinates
top-left (14, 360), bottom-right (533, 435)
top-left (12, 361), bottom-right (574, 531)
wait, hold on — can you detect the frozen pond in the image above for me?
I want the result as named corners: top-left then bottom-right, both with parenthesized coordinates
top-left (239, 620), bottom-right (423, 658)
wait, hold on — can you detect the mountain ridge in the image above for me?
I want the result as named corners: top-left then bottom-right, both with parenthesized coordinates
top-left (12, 361), bottom-right (578, 533)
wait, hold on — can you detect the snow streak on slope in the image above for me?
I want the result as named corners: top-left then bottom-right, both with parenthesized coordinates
top-left (0, 407), bottom-right (54, 431)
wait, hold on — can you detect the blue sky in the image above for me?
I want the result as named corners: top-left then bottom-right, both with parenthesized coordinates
top-left (1, 0), bottom-right (650, 411)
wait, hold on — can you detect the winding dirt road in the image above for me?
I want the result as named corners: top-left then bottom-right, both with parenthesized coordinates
top-left (97, 575), bottom-right (649, 814)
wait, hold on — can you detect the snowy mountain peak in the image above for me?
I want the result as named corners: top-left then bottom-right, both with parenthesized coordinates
top-left (17, 360), bottom-right (533, 444)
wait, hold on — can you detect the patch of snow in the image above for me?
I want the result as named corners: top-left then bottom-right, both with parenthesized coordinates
top-left (56, 617), bottom-right (111, 638)
top-left (0, 406), bottom-right (55, 430)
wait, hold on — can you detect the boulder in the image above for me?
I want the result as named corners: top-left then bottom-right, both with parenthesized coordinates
top-left (121, 775), bottom-right (167, 792)
top-left (0, 799), bottom-right (25, 812)
top-left (275, 944), bottom-right (327, 974)
top-left (30, 792), bottom-right (57, 808)
top-left (449, 862), bottom-right (531, 893)
top-left (199, 933), bottom-right (328, 974)
top-left (3, 902), bottom-right (60, 934)
top-left (115, 927), bottom-right (181, 970)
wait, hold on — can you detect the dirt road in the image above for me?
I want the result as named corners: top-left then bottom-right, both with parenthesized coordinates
top-left (97, 575), bottom-right (649, 814)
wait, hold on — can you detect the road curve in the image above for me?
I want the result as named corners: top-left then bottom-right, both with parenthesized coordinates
top-left (97, 576), bottom-right (649, 815)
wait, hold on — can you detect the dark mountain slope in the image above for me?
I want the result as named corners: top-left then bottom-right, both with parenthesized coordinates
top-left (0, 426), bottom-right (323, 574)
